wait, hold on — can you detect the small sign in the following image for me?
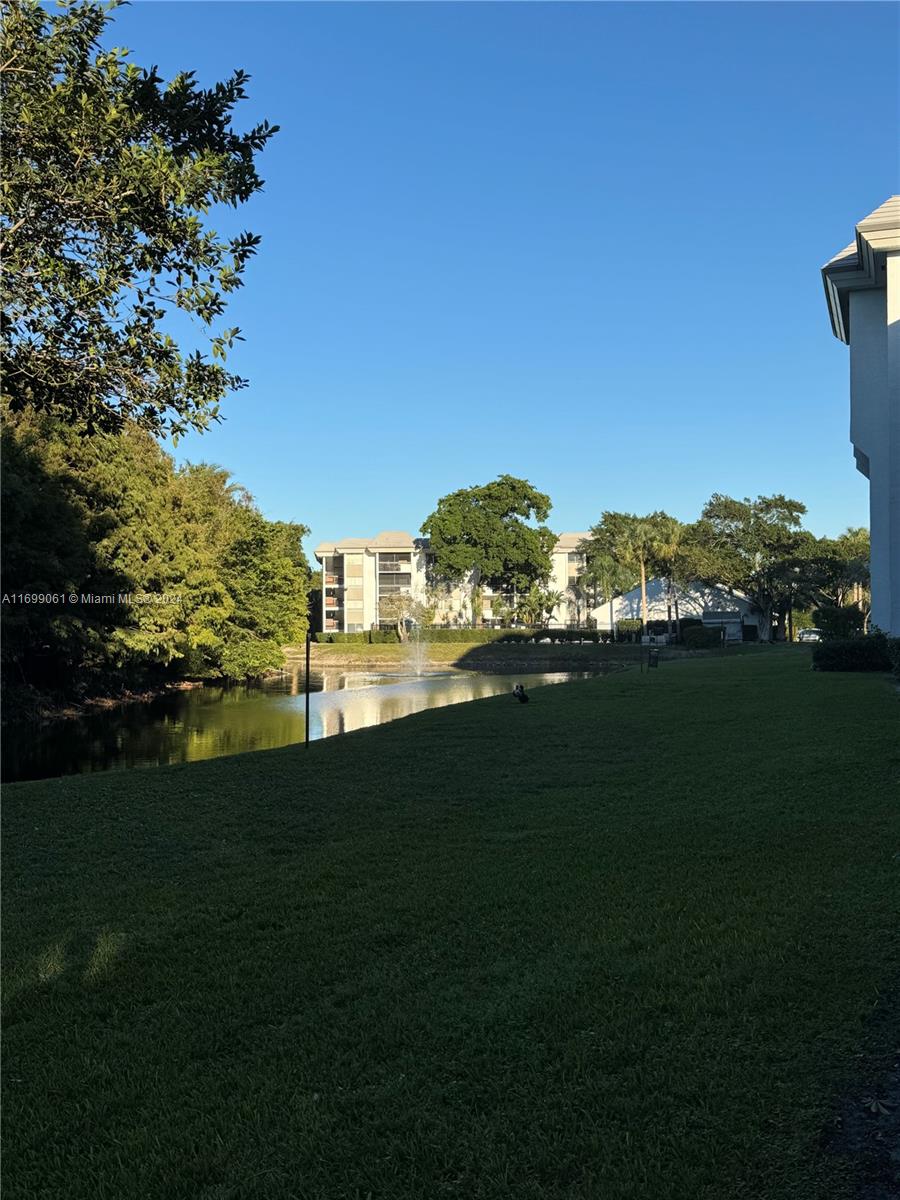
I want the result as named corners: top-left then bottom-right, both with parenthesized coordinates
top-left (648, 648), bottom-right (660, 668)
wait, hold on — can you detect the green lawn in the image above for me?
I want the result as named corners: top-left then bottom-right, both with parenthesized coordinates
top-left (3, 650), bottom-right (898, 1200)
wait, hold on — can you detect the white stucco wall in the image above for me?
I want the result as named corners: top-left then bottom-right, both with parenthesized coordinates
top-left (886, 252), bottom-right (900, 636)
top-left (593, 579), bottom-right (759, 630)
top-left (849, 262), bottom-right (900, 635)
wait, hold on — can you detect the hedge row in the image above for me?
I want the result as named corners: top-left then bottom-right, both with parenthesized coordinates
top-left (811, 634), bottom-right (899, 673)
top-left (682, 626), bottom-right (723, 650)
top-left (315, 628), bottom-right (613, 646)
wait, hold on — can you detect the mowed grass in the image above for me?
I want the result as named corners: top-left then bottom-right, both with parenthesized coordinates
top-left (3, 650), bottom-right (898, 1200)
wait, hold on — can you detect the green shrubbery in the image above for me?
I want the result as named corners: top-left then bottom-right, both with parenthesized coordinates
top-left (811, 635), bottom-right (893, 672)
top-left (812, 604), bottom-right (865, 640)
top-left (682, 626), bottom-right (723, 650)
top-left (421, 628), bottom-right (530, 644)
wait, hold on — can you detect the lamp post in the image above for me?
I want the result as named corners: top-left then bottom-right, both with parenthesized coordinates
top-left (304, 626), bottom-right (311, 748)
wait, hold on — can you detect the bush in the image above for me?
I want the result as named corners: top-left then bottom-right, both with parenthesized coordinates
top-left (617, 619), bottom-right (642, 635)
top-left (812, 635), bottom-right (892, 672)
top-left (813, 604), bottom-right (865, 640)
top-left (682, 626), bottom-right (722, 650)
top-left (888, 638), bottom-right (900, 678)
top-left (368, 630), bottom-right (400, 644)
top-left (330, 631), bottom-right (367, 644)
top-left (314, 632), bottom-right (332, 643)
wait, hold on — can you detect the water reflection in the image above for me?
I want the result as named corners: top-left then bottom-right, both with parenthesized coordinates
top-left (3, 670), bottom-right (598, 783)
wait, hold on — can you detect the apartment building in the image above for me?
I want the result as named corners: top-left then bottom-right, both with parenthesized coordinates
top-left (314, 530), bottom-right (763, 636)
top-left (314, 531), bottom-right (589, 632)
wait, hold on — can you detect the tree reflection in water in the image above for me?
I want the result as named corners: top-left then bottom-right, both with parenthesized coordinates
top-left (3, 670), bottom-right (600, 783)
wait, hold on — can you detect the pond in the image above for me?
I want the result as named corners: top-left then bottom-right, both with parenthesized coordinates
top-left (2, 668), bottom-right (601, 783)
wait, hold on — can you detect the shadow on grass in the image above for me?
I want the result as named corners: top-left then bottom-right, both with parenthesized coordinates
top-left (450, 642), bottom-right (641, 674)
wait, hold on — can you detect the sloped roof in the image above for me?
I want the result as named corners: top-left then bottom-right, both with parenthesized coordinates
top-left (822, 195), bottom-right (900, 342)
top-left (553, 532), bottom-right (591, 552)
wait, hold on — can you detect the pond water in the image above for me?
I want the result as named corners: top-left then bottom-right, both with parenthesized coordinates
top-left (2, 668), bottom-right (600, 783)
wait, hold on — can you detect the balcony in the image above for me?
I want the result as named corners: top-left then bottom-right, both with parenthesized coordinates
top-left (377, 561), bottom-right (410, 573)
top-left (324, 575), bottom-right (344, 587)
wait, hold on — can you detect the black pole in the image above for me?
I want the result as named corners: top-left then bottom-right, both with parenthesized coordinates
top-left (305, 627), bottom-right (311, 747)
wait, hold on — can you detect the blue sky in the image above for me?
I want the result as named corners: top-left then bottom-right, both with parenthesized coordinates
top-left (109, 1), bottom-right (898, 555)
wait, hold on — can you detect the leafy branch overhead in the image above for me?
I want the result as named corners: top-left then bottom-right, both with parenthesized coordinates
top-left (0, 0), bottom-right (279, 438)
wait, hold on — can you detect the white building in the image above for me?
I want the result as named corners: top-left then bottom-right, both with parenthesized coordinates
top-left (599, 578), bottom-right (760, 641)
top-left (314, 532), bottom-right (760, 638)
top-left (822, 195), bottom-right (900, 635)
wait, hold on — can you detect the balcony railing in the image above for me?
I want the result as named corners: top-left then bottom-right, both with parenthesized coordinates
top-left (324, 575), bottom-right (343, 587)
top-left (377, 561), bottom-right (410, 572)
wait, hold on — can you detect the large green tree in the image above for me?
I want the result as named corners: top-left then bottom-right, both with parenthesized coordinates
top-left (420, 475), bottom-right (556, 626)
top-left (1, 408), bottom-right (310, 714)
top-left (1, 0), bottom-right (277, 437)
top-left (682, 494), bottom-right (808, 642)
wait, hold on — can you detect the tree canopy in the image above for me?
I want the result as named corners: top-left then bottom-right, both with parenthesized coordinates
top-left (1, 406), bottom-right (309, 716)
top-left (1, 0), bottom-right (277, 438)
top-left (681, 494), bottom-right (808, 641)
top-left (420, 475), bottom-right (556, 620)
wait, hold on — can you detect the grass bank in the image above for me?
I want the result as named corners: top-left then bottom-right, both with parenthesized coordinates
top-left (4, 650), bottom-right (898, 1200)
top-left (301, 640), bottom-right (652, 672)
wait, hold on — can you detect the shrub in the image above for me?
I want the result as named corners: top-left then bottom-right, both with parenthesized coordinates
top-left (888, 638), bottom-right (900, 678)
top-left (368, 630), bottom-right (399, 644)
top-left (314, 632), bottom-right (333, 643)
top-left (617, 619), bottom-right (642, 634)
top-left (812, 636), bottom-right (892, 672)
top-left (813, 604), bottom-right (865, 640)
top-left (331, 631), bottom-right (367, 644)
top-left (682, 626), bottom-right (722, 650)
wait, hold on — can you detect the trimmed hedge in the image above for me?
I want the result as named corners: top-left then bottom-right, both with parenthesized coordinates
top-left (533, 629), bottom-right (601, 644)
top-left (314, 628), bottom-right (610, 646)
top-left (420, 628), bottom-right (532, 644)
top-left (682, 626), bottom-right (723, 650)
top-left (812, 636), bottom-right (893, 673)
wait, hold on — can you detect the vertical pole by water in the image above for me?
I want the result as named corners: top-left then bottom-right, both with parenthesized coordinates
top-left (305, 627), bottom-right (311, 748)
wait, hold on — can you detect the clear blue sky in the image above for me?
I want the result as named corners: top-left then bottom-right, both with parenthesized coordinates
top-left (109, 1), bottom-right (899, 556)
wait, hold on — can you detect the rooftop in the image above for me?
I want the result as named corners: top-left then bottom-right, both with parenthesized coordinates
top-left (822, 195), bottom-right (900, 342)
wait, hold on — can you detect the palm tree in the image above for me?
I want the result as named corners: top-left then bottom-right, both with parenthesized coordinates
top-left (647, 513), bottom-right (687, 639)
top-left (579, 533), bottom-right (636, 640)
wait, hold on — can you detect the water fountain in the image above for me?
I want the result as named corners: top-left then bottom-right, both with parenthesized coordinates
top-left (405, 621), bottom-right (429, 676)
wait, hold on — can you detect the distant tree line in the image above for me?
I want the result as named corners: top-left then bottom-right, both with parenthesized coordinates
top-left (421, 477), bottom-right (871, 641)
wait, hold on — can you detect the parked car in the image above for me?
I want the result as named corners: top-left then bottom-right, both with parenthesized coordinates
top-left (797, 628), bottom-right (823, 643)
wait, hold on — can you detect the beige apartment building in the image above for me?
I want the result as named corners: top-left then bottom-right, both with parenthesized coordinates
top-left (314, 531), bottom-right (589, 633)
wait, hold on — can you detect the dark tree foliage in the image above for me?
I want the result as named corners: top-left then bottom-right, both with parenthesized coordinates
top-left (1, 408), bottom-right (309, 717)
top-left (1, 0), bottom-right (278, 437)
